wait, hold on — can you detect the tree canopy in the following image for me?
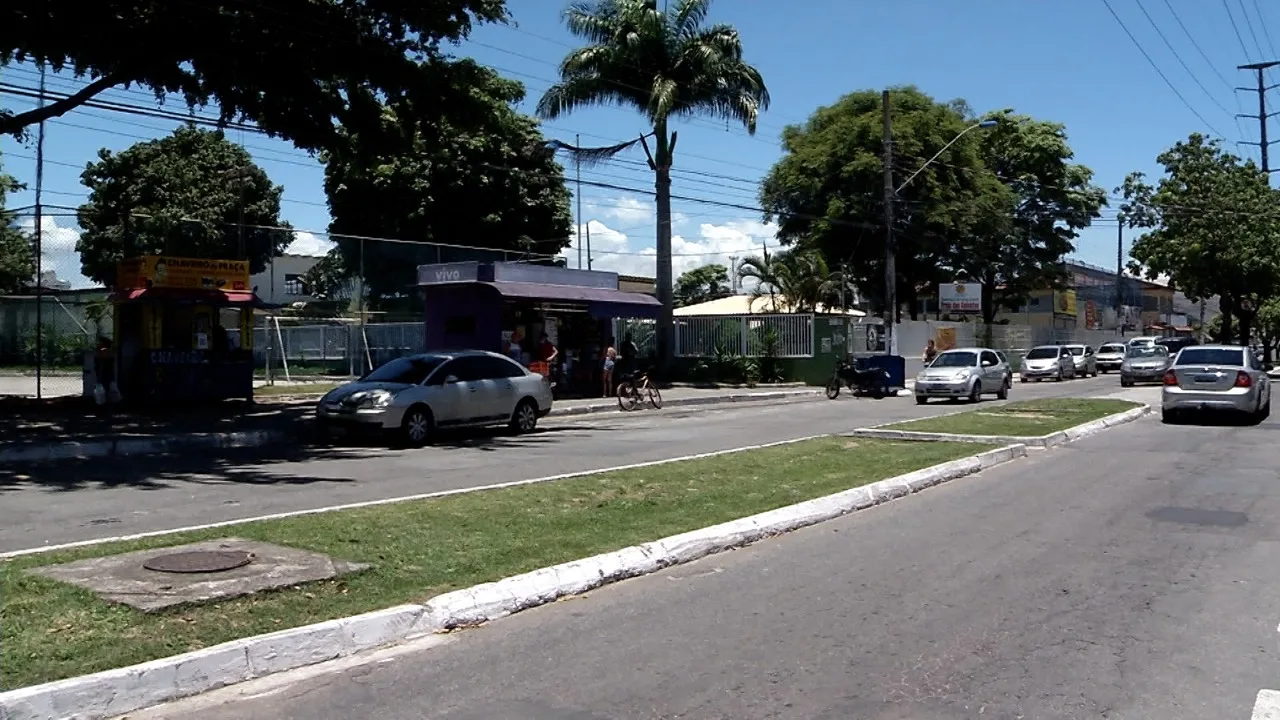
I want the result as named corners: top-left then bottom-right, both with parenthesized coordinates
top-left (758, 86), bottom-right (1103, 323)
top-left (0, 0), bottom-right (508, 150)
top-left (537, 0), bottom-right (769, 364)
top-left (0, 152), bottom-right (35, 294)
top-left (75, 125), bottom-right (290, 286)
top-left (1118, 133), bottom-right (1280, 344)
top-left (674, 263), bottom-right (732, 308)
top-left (318, 65), bottom-right (573, 304)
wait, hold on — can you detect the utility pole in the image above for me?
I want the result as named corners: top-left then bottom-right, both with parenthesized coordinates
top-left (34, 64), bottom-right (47, 399)
top-left (575, 133), bottom-right (583, 270)
top-left (1115, 216), bottom-right (1124, 333)
top-left (1237, 61), bottom-right (1280, 173)
top-left (881, 89), bottom-right (896, 355)
top-left (728, 255), bottom-right (738, 293)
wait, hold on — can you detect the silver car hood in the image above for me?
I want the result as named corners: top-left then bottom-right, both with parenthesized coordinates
top-left (322, 381), bottom-right (414, 403)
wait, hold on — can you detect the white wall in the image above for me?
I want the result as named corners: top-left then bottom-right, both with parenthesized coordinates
top-left (251, 254), bottom-right (322, 306)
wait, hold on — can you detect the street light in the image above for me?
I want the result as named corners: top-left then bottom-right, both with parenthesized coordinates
top-left (880, 91), bottom-right (1004, 358)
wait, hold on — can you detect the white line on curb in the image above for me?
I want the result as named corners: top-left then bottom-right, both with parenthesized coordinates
top-left (0, 434), bottom-right (831, 560)
top-left (0, 443), bottom-right (1027, 720)
top-left (1254, 690), bottom-right (1280, 719)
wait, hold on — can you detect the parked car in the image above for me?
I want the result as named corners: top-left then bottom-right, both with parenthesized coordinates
top-left (914, 347), bottom-right (1011, 404)
top-left (316, 351), bottom-right (554, 446)
top-left (1019, 345), bottom-right (1076, 382)
top-left (995, 350), bottom-right (1014, 388)
top-left (1120, 344), bottom-right (1171, 386)
top-left (1096, 342), bottom-right (1127, 373)
top-left (1161, 344), bottom-right (1272, 424)
top-left (1155, 336), bottom-right (1198, 356)
top-left (1064, 344), bottom-right (1098, 377)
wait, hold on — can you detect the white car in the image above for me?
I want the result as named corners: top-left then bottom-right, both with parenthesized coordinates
top-left (1064, 344), bottom-right (1098, 377)
top-left (316, 351), bottom-right (554, 446)
top-left (915, 347), bottom-right (1011, 404)
top-left (1096, 342), bottom-right (1127, 373)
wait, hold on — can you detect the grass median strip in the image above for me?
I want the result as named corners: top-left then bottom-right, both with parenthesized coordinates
top-left (885, 398), bottom-right (1143, 437)
top-left (1, 437), bottom-right (987, 691)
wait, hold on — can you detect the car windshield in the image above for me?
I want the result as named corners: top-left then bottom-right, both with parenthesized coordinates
top-left (1025, 347), bottom-right (1059, 360)
top-left (361, 355), bottom-right (448, 384)
top-left (1126, 346), bottom-right (1166, 359)
top-left (1067, 346), bottom-right (1085, 356)
top-left (931, 351), bottom-right (977, 367)
top-left (1100, 345), bottom-right (1125, 354)
top-left (1174, 348), bottom-right (1245, 367)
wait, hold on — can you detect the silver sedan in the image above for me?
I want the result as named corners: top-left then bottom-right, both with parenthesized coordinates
top-left (1120, 345), bottom-right (1170, 386)
top-left (1161, 344), bottom-right (1272, 424)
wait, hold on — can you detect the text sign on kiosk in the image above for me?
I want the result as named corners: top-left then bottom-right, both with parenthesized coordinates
top-left (117, 256), bottom-right (250, 291)
top-left (417, 262), bottom-right (481, 285)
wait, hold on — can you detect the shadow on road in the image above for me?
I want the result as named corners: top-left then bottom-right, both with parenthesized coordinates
top-left (0, 423), bottom-right (607, 494)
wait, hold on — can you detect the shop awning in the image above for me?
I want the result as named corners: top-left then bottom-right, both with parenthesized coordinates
top-left (110, 287), bottom-right (280, 308)
top-left (481, 281), bottom-right (662, 318)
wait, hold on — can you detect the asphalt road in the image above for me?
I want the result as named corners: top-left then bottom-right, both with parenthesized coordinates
top-left (136, 382), bottom-right (1280, 720)
top-left (1, 375), bottom-right (1126, 553)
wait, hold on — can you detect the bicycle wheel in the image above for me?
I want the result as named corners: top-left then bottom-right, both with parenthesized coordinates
top-left (646, 384), bottom-right (663, 409)
top-left (616, 381), bottom-right (639, 411)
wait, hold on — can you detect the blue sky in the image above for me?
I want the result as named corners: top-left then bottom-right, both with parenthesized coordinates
top-left (2, 0), bottom-right (1276, 288)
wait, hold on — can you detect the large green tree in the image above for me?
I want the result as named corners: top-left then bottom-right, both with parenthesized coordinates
top-left (950, 114), bottom-right (1106, 328)
top-left (674, 263), bottom-right (731, 307)
top-left (758, 86), bottom-right (992, 320)
top-left (0, 1), bottom-right (508, 152)
top-left (1118, 133), bottom-right (1280, 345)
top-left (319, 65), bottom-right (572, 305)
top-left (0, 151), bottom-right (36, 293)
top-left (537, 0), bottom-right (769, 366)
top-left (76, 125), bottom-right (290, 286)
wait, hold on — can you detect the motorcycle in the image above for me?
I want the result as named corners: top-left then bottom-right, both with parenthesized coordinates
top-left (826, 357), bottom-right (892, 400)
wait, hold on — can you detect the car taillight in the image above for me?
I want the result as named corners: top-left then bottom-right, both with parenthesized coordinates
top-left (1163, 370), bottom-right (1178, 386)
top-left (1235, 371), bottom-right (1252, 388)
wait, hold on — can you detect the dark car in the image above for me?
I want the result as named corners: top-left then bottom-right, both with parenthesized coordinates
top-left (1155, 336), bottom-right (1198, 356)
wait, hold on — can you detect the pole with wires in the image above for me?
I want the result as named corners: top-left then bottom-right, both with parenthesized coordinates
top-left (34, 64), bottom-right (47, 399)
top-left (575, 134), bottom-right (583, 270)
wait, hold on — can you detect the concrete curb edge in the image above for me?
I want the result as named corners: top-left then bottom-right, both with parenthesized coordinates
top-left (846, 404), bottom-right (1151, 448)
top-left (0, 390), bottom-right (823, 465)
top-left (0, 443), bottom-right (1027, 720)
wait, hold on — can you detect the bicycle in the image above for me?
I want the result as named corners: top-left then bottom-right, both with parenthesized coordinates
top-left (616, 368), bottom-right (663, 411)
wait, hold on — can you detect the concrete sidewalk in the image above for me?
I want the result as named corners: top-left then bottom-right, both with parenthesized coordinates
top-left (0, 386), bottom-right (823, 464)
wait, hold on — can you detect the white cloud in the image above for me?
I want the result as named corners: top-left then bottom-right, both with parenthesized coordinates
top-left (285, 230), bottom-right (334, 257)
top-left (16, 215), bottom-right (96, 289)
top-left (585, 196), bottom-right (688, 229)
top-left (560, 216), bottom-right (779, 287)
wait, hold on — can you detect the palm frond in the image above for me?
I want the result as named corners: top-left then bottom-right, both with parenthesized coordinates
top-left (564, 1), bottom-right (621, 44)
top-left (545, 135), bottom-right (648, 168)
top-left (672, 0), bottom-right (713, 39)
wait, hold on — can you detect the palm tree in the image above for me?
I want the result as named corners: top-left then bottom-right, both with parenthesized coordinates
top-left (537, 0), bottom-right (769, 367)
top-left (736, 249), bottom-right (837, 313)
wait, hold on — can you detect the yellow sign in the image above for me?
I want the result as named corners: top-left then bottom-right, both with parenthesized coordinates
top-left (1054, 289), bottom-right (1078, 317)
top-left (117, 256), bottom-right (250, 291)
top-left (935, 327), bottom-right (957, 351)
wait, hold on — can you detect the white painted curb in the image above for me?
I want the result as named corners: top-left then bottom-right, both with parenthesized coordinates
top-left (847, 405), bottom-right (1151, 448)
top-left (0, 443), bottom-right (1027, 720)
top-left (1255, 690), bottom-right (1280, 719)
top-left (0, 390), bottom-right (822, 465)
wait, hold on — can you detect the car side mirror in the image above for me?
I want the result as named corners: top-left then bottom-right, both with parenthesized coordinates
top-left (444, 375), bottom-right (460, 384)
top-left (982, 360), bottom-right (994, 367)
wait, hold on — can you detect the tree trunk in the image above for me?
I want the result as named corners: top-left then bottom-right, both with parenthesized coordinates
top-left (653, 129), bottom-right (675, 371)
top-left (1219, 295), bottom-right (1234, 344)
top-left (980, 280), bottom-right (997, 347)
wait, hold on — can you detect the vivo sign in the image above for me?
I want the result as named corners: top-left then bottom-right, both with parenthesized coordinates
top-left (417, 262), bottom-right (480, 285)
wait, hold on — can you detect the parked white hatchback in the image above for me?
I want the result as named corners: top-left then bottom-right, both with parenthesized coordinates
top-left (914, 347), bottom-right (1011, 404)
top-left (1161, 344), bottom-right (1271, 424)
top-left (316, 351), bottom-right (554, 446)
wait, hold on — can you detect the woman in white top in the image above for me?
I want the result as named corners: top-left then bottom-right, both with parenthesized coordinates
top-left (601, 336), bottom-right (618, 397)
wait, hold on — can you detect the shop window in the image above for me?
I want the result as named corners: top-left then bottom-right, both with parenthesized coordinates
top-left (284, 274), bottom-right (307, 296)
top-left (444, 315), bottom-right (476, 336)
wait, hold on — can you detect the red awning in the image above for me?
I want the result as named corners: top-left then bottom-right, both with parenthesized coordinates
top-left (110, 287), bottom-right (277, 308)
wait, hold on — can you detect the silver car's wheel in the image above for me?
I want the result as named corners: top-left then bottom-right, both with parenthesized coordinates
top-left (510, 399), bottom-right (539, 434)
top-left (401, 406), bottom-right (433, 447)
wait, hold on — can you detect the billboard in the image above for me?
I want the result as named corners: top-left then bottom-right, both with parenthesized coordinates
top-left (1054, 289), bottom-right (1078, 317)
top-left (938, 282), bottom-right (982, 313)
top-left (117, 255), bottom-right (250, 291)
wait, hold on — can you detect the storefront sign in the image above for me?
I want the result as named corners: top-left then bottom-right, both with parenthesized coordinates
top-left (418, 262), bottom-right (480, 285)
top-left (117, 256), bottom-right (249, 291)
top-left (1054, 289), bottom-right (1078, 317)
top-left (938, 283), bottom-right (982, 313)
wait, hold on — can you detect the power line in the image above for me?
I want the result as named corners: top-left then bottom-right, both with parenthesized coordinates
top-left (1223, 0), bottom-right (1255, 61)
top-left (1155, 0), bottom-right (1253, 146)
top-left (1236, 0), bottom-right (1267, 59)
top-left (1132, 0), bottom-right (1234, 117)
top-left (1099, 0), bottom-right (1226, 137)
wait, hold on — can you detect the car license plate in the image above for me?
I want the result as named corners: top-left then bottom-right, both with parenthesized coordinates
top-left (1194, 374), bottom-right (1218, 383)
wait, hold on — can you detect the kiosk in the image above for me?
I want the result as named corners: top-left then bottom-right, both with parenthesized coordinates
top-left (107, 256), bottom-right (273, 404)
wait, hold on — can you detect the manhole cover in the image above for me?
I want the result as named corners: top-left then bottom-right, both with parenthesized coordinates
top-left (143, 550), bottom-right (254, 574)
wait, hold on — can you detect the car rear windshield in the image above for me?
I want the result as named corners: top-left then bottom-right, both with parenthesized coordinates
top-left (361, 355), bottom-right (448, 384)
top-left (1067, 346), bottom-right (1085, 356)
top-left (1100, 344), bottom-right (1125, 353)
top-left (1174, 348), bottom-right (1244, 367)
top-left (1126, 346), bottom-right (1166, 358)
top-left (931, 351), bottom-right (977, 367)
top-left (1025, 347), bottom-right (1059, 360)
